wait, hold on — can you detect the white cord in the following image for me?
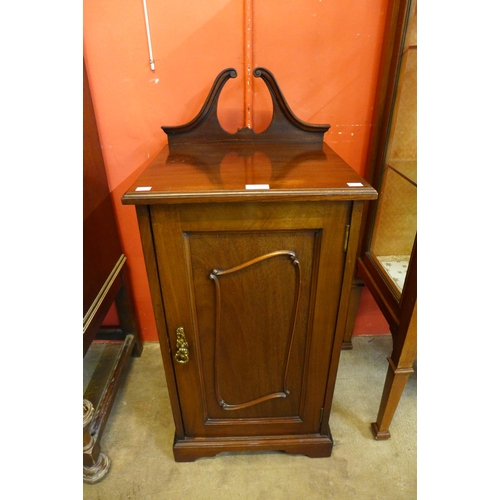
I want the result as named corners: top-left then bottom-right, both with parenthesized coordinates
top-left (142, 0), bottom-right (155, 71)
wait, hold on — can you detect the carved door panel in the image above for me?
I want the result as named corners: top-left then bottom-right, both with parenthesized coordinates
top-left (150, 201), bottom-right (350, 438)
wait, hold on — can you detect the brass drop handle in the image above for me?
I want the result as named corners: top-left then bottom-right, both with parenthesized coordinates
top-left (175, 327), bottom-right (189, 364)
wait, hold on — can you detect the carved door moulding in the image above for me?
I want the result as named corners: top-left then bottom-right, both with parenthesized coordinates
top-left (210, 250), bottom-right (302, 410)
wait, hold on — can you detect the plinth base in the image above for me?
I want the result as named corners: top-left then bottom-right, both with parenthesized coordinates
top-left (172, 432), bottom-right (334, 462)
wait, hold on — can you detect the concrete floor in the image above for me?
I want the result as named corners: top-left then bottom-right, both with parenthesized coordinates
top-left (83, 335), bottom-right (416, 499)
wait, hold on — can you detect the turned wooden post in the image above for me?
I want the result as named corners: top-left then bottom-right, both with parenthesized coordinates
top-left (83, 399), bottom-right (110, 484)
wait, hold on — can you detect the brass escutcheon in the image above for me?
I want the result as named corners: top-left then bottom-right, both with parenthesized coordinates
top-left (175, 327), bottom-right (189, 364)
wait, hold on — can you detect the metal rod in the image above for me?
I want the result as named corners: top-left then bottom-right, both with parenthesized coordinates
top-left (142, 0), bottom-right (155, 71)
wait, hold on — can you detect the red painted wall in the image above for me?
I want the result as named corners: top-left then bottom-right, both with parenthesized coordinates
top-left (84, 0), bottom-right (390, 341)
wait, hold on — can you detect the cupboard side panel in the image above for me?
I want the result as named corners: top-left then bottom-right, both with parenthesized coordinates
top-left (321, 200), bottom-right (363, 434)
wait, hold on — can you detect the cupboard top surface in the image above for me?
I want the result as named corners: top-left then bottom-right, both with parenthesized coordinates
top-left (122, 142), bottom-right (377, 205)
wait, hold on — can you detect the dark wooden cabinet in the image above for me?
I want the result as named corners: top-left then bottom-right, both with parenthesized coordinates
top-left (351, 0), bottom-right (417, 440)
top-left (122, 68), bottom-right (377, 461)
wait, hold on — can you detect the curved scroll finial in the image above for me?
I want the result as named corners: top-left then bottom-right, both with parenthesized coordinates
top-left (253, 67), bottom-right (330, 135)
top-left (162, 67), bottom-right (330, 145)
top-left (161, 68), bottom-right (237, 142)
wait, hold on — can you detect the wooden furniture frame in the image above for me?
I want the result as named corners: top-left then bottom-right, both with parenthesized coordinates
top-left (341, 277), bottom-right (364, 350)
top-left (83, 59), bottom-right (143, 483)
top-left (350, 0), bottom-right (417, 440)
top-left (122, 67), bottom-right (377, 462)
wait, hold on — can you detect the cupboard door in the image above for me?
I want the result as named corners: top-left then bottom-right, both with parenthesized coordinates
top-left (150, 202), bottom-right (349, 438)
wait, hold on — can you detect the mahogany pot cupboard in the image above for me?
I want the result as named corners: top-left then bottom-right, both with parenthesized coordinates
top-left (122, 68), bottom-right (377, 462)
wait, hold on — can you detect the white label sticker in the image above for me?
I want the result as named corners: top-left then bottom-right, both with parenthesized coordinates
top-left (347, 182), bottom-right (363, 187)
top-left (135, 186), bottom-right (152, 191)
top-left (245, 184), bottom-right (270, 190)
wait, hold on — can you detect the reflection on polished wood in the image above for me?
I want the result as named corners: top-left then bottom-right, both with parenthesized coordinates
top-left (123, 67), bottom-right (374, 207)
top-left (122, 141), bottom-right (375, 205)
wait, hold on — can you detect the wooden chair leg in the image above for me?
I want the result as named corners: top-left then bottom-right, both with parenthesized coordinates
top-left (371, 357), bottom-right (414, 440)
top-left (83, 400), bottom-right (110, 484)
top-left (371, 298), bottom-right (416, 440)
